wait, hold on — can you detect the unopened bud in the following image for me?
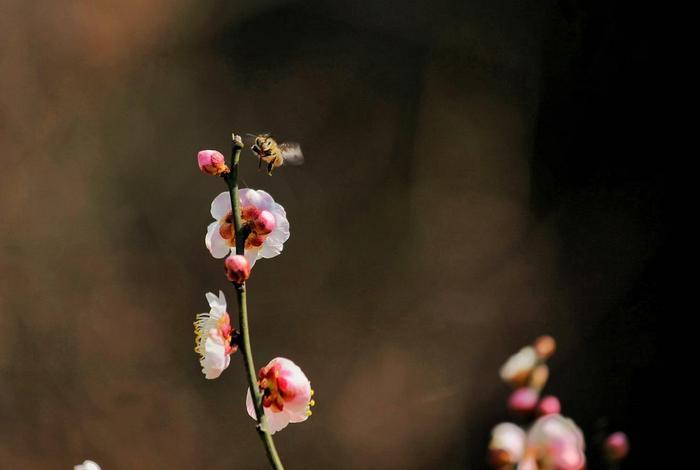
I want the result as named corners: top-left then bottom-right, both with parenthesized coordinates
top-left (537, 395), bottom-right (561, 416)
top-left (508, 387), bottom-right (539, 415)
top-left (533, 335), bottom-right (556, 360)
top-left (224, 255), bottom-right (250, 284)
top-left (604, 432), bottom-right (629, 460)
top-left (197, 150), bottom-right (229, 176)
top-left (255, 210), bottom-right (276, 235)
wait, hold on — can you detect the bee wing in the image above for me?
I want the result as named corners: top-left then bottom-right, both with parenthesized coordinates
top-left (279, 142), bottom-right (304, 165)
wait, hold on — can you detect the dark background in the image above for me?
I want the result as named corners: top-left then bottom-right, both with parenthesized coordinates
top-left (0, 0), bottom-right (663, 468)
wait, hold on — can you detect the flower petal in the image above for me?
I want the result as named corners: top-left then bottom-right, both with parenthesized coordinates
top-left (265, 408), bottom-right (292, 434)
top-left (211, 192), bottom-right (231, 219)
top-left (240, 188), bottom-right (273, 211)
top-left (206, 222), bottom-right (231, 259)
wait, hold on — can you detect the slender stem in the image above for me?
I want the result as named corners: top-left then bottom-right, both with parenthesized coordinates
top-left (224, 135), bottom-right (284, 470)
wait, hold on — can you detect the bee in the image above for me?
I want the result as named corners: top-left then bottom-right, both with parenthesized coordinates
top-left (249, 134), bottom-right (304, 175)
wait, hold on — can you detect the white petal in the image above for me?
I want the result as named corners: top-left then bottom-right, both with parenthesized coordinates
top-left (240, 188), bottom-right (273, 211)
top-left (246, 388), bottom-right (257, 419)
top-left (205, 291), bottom-right (227, 316)
top-left (243, 247), bottom-right (260, 267)
top-left (206, 222), bottom-right (231, 259)
top-left (201, 338), bottom-right (229, 379)
top-left (210, 192), bottom-right (231, 219)
top-left (265, 408), bottom-right (292, 434)
top-left (245, 389), bottom-right (292, 434)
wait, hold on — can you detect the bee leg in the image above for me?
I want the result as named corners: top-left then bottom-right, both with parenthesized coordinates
top-left (267, 161), bottom-right (274, 176)
top-left (258, 156), bottom-right (262, 171)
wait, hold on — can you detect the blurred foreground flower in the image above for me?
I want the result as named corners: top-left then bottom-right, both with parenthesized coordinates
top-left (205, 189), bottom-right (289, 267)
top-left (500, 346), bottom-right (538, 386)
top-left (524, 414), bottom-right (586, 470)
top-left (604, 431), bottom-right (629, 461)
top-left (194, 291), bottom-right (237, 379)
top-left (74, 461), bottom-right (100, 470)
top-left (489, 422), bottom-right (526, 466)
top-left (247, 357), bottom-right (314, 434)
top-left (489, 337), bottom-right (627, 469)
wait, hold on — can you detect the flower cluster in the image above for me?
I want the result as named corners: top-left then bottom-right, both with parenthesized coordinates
top-left (193, 134), bottom-right (312, 457)
top-left (246, 357), bottom-right (315, 434)
top-left (489, 336), bottom-right (629, 469)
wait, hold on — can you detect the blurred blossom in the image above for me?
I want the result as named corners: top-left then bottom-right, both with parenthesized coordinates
top-left (74, 461), bottom-right (100, 470)
top-left (500, 346), bottom-right (538, 386)
top-left (508, 387), bottom-right (539, 415)
top-left (205, 189), bottom-right (290, 267)
top-left (489, 422), bottom-right (526, 467)
top-left (604, 432), bottom-right (629, 461)
top-left (246, 357), bottom-right (314, 434)
top-left (197, 150), bottom-right (229, 176)
top-left (193, 291), bottom-right (236, 379)
top-left (525, 414), bottom-right (585, 470)
top-left (533, 336), bottom-right (556, 360)
top-left (537, 396), bottom-right (561, 416)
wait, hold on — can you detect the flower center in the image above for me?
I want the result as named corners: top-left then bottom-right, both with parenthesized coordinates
top-left (218, 207), bottom-right (272, 250)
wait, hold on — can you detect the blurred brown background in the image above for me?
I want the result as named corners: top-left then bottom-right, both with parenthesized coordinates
top-left (0, 1), bottom-right (663, 468)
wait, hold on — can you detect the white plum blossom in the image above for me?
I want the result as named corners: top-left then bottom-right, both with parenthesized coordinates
top-left (489, 422), bottom-right (526, 466)
top-left (74, 461), bottom-right (101, 470)
top-left (205, 189), bottom-right (290, 267)
top-left (521, 414), bottom-right (586, 470)
top-left (194, 291), bottom-right (236, 379)
top-left (246, 357), bottom-right (314, 434)
top-left (500, 346), bottom-right (538, 386)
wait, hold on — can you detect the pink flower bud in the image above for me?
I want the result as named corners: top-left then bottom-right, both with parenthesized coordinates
top-left (537, 395), bottom-right (561, 416)
top-left (534, 335), bottom-right (556, 359)
top-left (197, 150), bottom-right (229, 176)
top-left (255, 210), bottom-right (276, 235)
top-left (604, 432), bottom-right (629, 460)
top-left (224, 255), bottom-right (250, 284)
top-left (508, 387), bottom-right (539, 415)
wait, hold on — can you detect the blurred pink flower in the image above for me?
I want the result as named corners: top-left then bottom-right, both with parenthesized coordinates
top-left (246, 357), bottom-right (314, 434)
top-left (197, 150), bottom-right (229, 176)
top-left (537, 395), bottom-right (561, 416)
top-left (604, 431), bottom-right (629, 460)
top-left (205, 189), bottom-right (290, 267)
top-left (508, 387), bottom-right (539, 414)
top-left (524, 414), bottom-right (586, 470)
top-left (194, 291), bottom-right (236, 379)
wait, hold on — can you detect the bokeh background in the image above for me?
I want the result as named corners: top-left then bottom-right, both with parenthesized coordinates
top-left (0, 0), bottom-right (664, 468)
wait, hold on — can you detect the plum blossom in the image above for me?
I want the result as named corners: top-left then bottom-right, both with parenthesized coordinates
top-left (194, 291), bottom-right (237, 379)
top-left (500, 346), bottom-right (538, 386)
top-left (205, 189), bottom-right (290, 267)
top-left (246, 357), bottom-right (314, 434)
top-left (522, 414), bottom-right (586, 470)
top-left (74, 461), bottom-right (101, 470)
top-left (489, 423), bottom-right (526, 467)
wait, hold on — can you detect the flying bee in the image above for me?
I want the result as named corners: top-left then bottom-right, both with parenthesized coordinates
top-left (249, 133), bottom-right (304, 175)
